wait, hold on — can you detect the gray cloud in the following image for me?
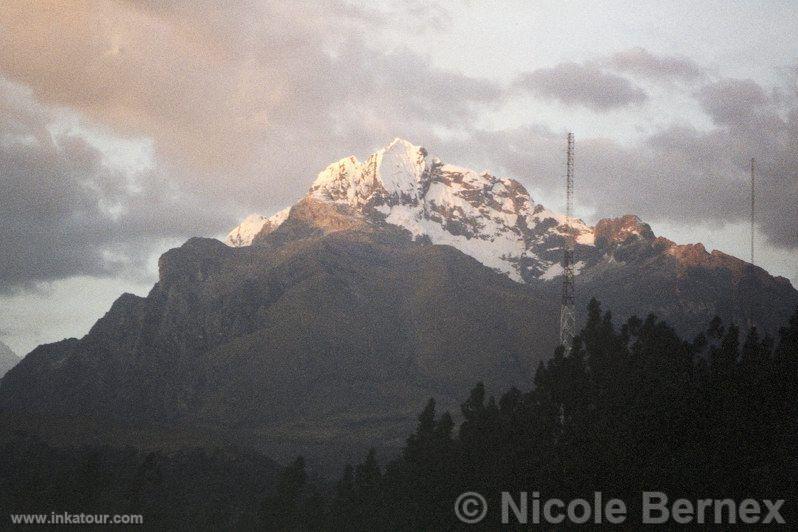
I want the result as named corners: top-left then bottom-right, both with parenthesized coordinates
top-left (691, 78), bottom-right (798, 248)
top-left (0, 81), bottom-right (232, 292)
top-left (695, 78), bottom-right (770, 127)
top-left (516, 62), bottom-right (648, 110)
top-left (606, 47), bottom-right (705, 81)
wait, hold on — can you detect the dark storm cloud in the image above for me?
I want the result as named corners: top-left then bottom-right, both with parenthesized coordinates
top-left (606, 47), bottom-right (705, 82)
top-left (690, 78), bottom-right (798, 248)
top-left (516, 62), bottom-right (648, 110)
top-left (695, 78), bottom-right (771, 127)
top-left (0, 83), bottom-right (232, 292)
top-left (444, 75), bottom-right (798, 250)
top-left (0, 151), bottom-right (142, 291)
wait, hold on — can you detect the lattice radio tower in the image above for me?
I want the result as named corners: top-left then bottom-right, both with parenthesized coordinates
top-left (559, 133), bottom-right (576, 355)
top-left (748, 158), bottom-right (755, 329)
top-left (750, 158), bottom-right (755, 268)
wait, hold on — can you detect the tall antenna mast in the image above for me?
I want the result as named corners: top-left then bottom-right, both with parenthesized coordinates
top-left (559, 133), bottom-right (576, 355)
top-left (750, 158), bottom-right (755, 267)
top-left (748, 158), bottom-right (755, 329)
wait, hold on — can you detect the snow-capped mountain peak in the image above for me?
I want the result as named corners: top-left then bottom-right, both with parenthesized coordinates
top-left (225, 207), bottom-right (290, 247)
top-left (227, 138), bottom-right (595, 282)
top-left (310, 137), bottom-right (430, 207)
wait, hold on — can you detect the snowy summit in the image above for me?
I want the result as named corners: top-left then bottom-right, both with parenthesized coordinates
top-left (227, 138), bottom-right (597, 283)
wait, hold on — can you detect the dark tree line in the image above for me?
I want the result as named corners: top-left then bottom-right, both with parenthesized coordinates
top-left (0, 440), bottom-right (281, 529)
top-left (267, 300), bottom-right (798, 529)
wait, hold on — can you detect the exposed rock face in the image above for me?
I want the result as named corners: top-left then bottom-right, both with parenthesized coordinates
top-left (594, 215), bottom-right (656, 248)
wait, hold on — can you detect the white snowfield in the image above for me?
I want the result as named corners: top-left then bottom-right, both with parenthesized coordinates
top-left (226, 138), bottom-right (595, 282)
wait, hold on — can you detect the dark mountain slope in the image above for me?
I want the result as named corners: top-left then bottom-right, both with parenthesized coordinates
top-left (0, 222), bottom-right (558, 467)
top-left (565, 216), bottom-right (798, 337)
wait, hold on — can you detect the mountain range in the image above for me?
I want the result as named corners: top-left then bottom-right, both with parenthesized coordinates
top-left (1, 138), bottom-right (796, 471)
top-left (228, 138), bottom-right (797, 337)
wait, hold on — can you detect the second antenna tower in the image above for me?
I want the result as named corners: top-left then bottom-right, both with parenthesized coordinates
top-left (560, 133), bottom-right (576, 355)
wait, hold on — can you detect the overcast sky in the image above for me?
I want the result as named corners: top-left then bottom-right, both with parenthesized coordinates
top-left (1, 1), bottom-right (797, 355)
